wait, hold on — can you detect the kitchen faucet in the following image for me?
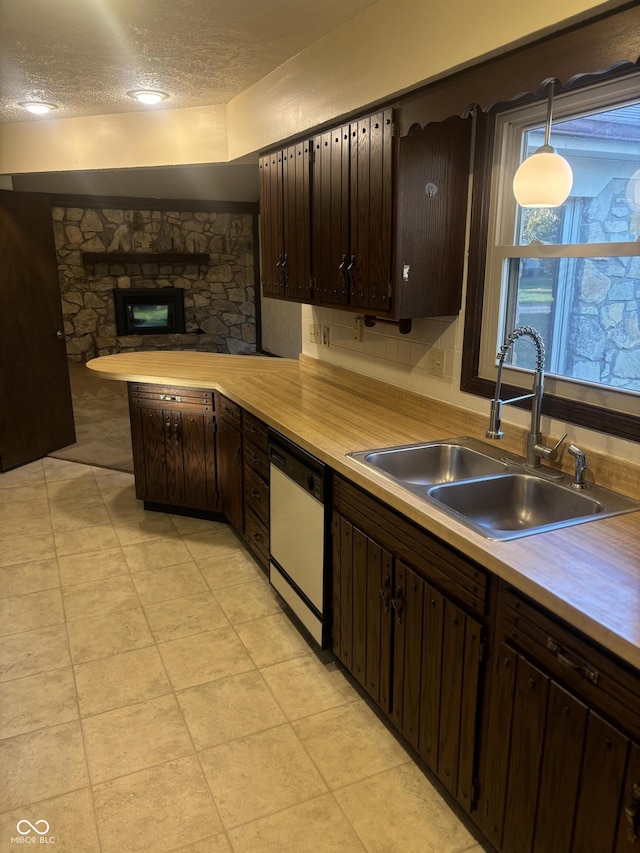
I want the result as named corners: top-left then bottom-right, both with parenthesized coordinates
top-left (486, 325), bottom-right (566, 468)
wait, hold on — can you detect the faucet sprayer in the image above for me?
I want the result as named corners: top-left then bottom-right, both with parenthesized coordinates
top-left (486, 325), bottom-right (566, 468)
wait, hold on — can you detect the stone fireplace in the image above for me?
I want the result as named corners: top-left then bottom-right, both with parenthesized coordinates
top-left (52, 199), bottom-right (259, 362)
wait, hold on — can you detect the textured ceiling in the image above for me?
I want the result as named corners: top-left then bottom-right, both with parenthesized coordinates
top-left (0, 0), bottom-right (375, 124)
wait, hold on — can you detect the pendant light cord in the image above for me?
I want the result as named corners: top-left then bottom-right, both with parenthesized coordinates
top-left (544, 81), bottom-right (555, 148)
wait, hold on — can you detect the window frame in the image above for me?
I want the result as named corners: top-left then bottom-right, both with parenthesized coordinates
top-left (461, 68), bottom-right (640, 443)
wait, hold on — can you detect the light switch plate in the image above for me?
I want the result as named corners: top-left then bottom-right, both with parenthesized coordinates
top-left (428, 347), bottom-right (446, 377)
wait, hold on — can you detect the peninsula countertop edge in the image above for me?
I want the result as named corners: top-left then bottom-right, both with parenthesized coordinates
top-left (87, 350), bottom-right (640, 671)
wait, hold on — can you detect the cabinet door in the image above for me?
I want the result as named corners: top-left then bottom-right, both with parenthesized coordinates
top-left (480, 641), bottom-right (632, 853)
top-left (180, 412), bottom-right (218, 510)
top-left (349, 109), bottom-right (393, 314)
top-left (394, 115), bottom-right (471, 319)
top-left (282, 141), bottom-right (312, 301)
top-left (259, 151), bottom-right (285, 298)
top-left (332, 513), bottom-right (392, 712)
top-left (217, 416), bottom-right (243, 533)
top-left (131, 405), bottom-right (171, 503)
top-left (572, 713), bottom-right (628, 853)
top-left (533, 682), bottom-right (587, 853)
top-left (312, 126), bottom-right (350, 305)
top-left (392, 561), bottom-right (482, 805)
top-left (616, 743), bottom-right (640, 850)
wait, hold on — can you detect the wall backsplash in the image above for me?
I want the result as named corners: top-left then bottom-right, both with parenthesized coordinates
top-left (301, 303), bottom-right (640, 466)
top-left (53, 205), bottom-right (257, 362)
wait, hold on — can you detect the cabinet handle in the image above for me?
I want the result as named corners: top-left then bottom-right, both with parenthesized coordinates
top-left (160, 394), bottom-right (182, 402)
top-left (391, 585), bottom-right (404, 623)
top-left (625, 782), bottom-right (640, 843)
top-left (338, 254), bottom-right (348, 286)
top-left (346, 254), bottom-right (356, 286)
top-left (546, 637), bottom-right (599, 685)
top-left (250, 488), bottom-right (261, 499)
top-left (379, 573), bottom-right (392, 614)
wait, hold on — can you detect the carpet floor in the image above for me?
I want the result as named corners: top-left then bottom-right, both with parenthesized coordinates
top-left (48, 363), bottom-right (134, 473)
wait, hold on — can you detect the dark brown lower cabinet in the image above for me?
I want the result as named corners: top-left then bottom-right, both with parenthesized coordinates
top-left (332, 475), bottom-right (487, 813)
top-left (217, 396), bottom-right (243, 534)
top-left (242, 411), bottom-right (270, 570)
top-left (477, 586), bottom-right (640, 853)
top-left (128, 384), bottom-right (218, 511)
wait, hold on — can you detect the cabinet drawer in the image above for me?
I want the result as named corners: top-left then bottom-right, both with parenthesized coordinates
top-left (244, 464), bottom-right (269, 526)
top-left (218, 395), bottom-right (242, 427)
top-left (244, 508), bottom-right (269, 566)
top-left (242, 412), bottom-right (268, 454)
top-left (504, 587), bottom-right (640, 739)
top-left (244, 440), bottom-right (269, 480)
top-left (129, 383), bottom-right (214, 412)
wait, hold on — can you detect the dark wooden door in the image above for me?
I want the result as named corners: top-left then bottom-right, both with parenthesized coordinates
top-left (132, 405), bottom-right (170, 503)
top-left (259, 151), bottom-right (285, 299)
top-left (616, 743), bottom-right (640, 850)
top-left (217, 416), bottom-right (243, 533)
top-left (282, 141), bottom-right (311, 301)
top-left (0, 189), bottom-right (75, 470)
top-left (332, 513), bottom-right (392, 711)
top-left (349, 109), bottom-right (394, 314)
top-left (312, 126), bottom-right (350, 306)
top-left (394, 115), bottom-right (471, 319)
top-left (179, 411), bottom-right (218, 510)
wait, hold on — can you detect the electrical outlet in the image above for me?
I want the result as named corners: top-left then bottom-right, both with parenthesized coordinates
top-left (321, 324), bottom-right (330, 347)
top-left (309, 324), bottom-right (320, 344)
top-left (353, 317), bottom-right (363, 342)
top-left (428, 347), bottom-right (446, 377)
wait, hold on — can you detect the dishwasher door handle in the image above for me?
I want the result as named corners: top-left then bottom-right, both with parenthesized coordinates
top-left (270, 448), bottom-right (287, 467)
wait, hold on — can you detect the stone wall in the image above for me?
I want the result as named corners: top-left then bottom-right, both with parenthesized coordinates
top-left (570, 178), bottom-right (640, 390)
top-left (52, 204), bottom-right (257, 362)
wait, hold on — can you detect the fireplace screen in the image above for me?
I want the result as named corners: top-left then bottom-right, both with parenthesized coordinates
top-left (113, 288), bottom-right (186, 336)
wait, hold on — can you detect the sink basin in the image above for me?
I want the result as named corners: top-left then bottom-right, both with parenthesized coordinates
top-left (348, 436), bottom-right (640, 540)
top-left (428, 473), bottom-right (604, 540)
top-left (348, 438), bottom-right (506, 487)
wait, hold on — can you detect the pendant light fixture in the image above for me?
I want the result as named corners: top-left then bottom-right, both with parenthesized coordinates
top-left (512, 81), bottom-right (573, 208)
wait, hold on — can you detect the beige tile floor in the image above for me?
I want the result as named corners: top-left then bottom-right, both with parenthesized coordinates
top-left (0, 457), bottom-right (489, 853)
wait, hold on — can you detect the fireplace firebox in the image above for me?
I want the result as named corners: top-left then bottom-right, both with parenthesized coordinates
top-left (113, 288), bottom-right (186, 336)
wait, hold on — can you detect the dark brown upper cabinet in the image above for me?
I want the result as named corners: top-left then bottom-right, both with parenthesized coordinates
top-left (312, 109), bottom-right (394, 314)
top-left (259, 108), bottom-right (472, 327)
top-left (393, 114), bottom-right (471, 320)
top-left (259, 141), bottom-right (312, 302)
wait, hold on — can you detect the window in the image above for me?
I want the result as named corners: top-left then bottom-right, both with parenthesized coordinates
top-left (476, 74), bottom-right (640, 427)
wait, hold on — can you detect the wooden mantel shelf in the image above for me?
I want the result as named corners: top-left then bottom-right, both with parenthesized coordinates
top-left (82, 252), bottom-right (210, 265)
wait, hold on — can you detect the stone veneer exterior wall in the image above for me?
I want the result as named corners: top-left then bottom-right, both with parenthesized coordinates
top-left (570, 178), bottom-right (640, 390)
top-left (52, 203), bottom-right (258, 362)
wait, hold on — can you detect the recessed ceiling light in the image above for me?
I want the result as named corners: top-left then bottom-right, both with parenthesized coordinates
top-left (127, 90), bottom-right (169, 105)
top-left (18, 101), bottom-right (58, 115)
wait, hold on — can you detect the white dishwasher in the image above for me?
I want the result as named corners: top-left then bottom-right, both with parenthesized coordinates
top-left (269, 433), bottom-right (330, 648)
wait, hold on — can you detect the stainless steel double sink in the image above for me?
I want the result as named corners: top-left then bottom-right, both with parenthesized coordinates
top-left (348, 437), bottom-right (640, 540)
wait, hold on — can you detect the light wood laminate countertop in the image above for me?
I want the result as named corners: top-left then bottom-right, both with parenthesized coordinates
top-left (87, 351), bottom-right (640, 671)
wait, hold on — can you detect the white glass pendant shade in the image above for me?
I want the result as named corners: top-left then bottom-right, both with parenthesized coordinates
top-left (513, 144), bottom-right (574, 207)
top-left (512, 81), bottom-right (573, 208)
